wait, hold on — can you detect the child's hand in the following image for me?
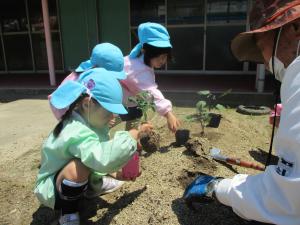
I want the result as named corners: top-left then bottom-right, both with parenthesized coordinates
top-left (129, 122), bottom-right (153, 141)
top-left (165, 111), bottom-right (180, 133)
top-left (138, 122), bottom-right (153, 134)
top-left (108, 118), bottom-right (116, 128)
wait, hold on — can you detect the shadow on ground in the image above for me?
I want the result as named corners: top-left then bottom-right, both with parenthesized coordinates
top-left (171, 197), bottom-right (274, 225)
top-left (249, 148), bottom-right (278, 165)
top-left (30, 187), bottom-right (146, 225)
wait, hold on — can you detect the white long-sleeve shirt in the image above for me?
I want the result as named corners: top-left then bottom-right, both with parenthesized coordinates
top-left (216, 56), bottom-right (300, 225)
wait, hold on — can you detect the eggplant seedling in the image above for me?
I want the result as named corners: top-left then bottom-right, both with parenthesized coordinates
top-left (128, 91), bottom-right (156, 122)
top-left (128, 91), bottom-right (160, 153)
top-left (186, 90), bottom-right (231, 134)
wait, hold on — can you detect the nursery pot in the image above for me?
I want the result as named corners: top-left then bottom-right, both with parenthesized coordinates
top-left (175, 129), bottom-right (190, 146)
top-left (207, 113), bottom-right (222, 128)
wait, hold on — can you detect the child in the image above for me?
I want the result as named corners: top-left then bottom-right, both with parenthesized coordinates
top-left (50, 42), bottom-right (126, 120)
top-left (120, 22), bottom-right (180, 132)
top-left (35, 68), bottom-right (152, 225)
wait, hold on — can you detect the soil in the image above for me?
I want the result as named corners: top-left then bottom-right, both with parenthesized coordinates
top-left (184, 137), bottom-right (210, 157)
top-left (0, 101), bottom-right (273, 225)
top-left (139, 130), bottom-right (161, 153)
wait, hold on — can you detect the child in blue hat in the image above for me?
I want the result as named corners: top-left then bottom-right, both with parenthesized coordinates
top-left (35, 68), bottom-right (152, 225)
top-left (120, 22), bottom-right (180, 132)
top-left (49, 43), bottom-right (126, 120)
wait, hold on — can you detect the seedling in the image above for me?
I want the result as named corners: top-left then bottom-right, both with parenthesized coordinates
top-left (197, 89), bottom-right (231, 112)
top-left (128, 91), bottom-right (156, 122)
top-left (186, 90), bottom-right (231, 134)
top-left (128, 91), bottom-right (160, 152)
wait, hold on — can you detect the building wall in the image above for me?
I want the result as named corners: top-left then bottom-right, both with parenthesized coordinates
top-left (59, 0), bottom-right (98, 70)
top-left (0, 0), bottom-right (256, 76)
top-left (98, 0), bottom-right (131, 55)
top-left (59, 0), bottom-right (130, 71)
top-left (0, 0), bottom-right (130, 74)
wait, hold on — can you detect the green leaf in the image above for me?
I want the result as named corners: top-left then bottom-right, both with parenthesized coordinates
top-left (185, 114), bottom-right (197, 122)
top-left (215, 104), bottom-right (225, 110)
top-left (197, 90), bottom-right (210, 96)
top-left (219, 89), bottom-right (232, 98)
top-left (128, 97), bottom-right (138, 104)
top-left (196, 101), bottom-right (207, 110)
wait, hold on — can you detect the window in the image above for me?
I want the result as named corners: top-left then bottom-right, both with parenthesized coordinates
top-left (206, 26), bottom-right (244, 70)
top-left (167, 0), bottom-right (205, 25)
top-left (1, 0), bottom-right (28, 33)
top-left (0, 0), bottom-right (63, 72)
top-left (168, 27), bottom-right (204, 70)
top-left (0, 0), bottom-right (32, 70)
top-left (130, 0), bottom-right (165, 27)
top-left (0, 39), bottom-right (5, 70)
top-left (4, 35), bottom-right (33, 70)
top-left (130, 0), bottom-right (252, 73)
top-left (207, 0), bottom-right (247, 24)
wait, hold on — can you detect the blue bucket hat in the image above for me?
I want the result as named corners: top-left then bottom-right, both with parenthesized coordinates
top-left (129, 22), bottom-right (172, 59)
top-left (50, 68), bottom-right (127, 115)
top-left (75, 43), bottom-right (126, 80)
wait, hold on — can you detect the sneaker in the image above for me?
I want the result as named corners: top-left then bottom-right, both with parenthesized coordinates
top-left (59, 212), bottom-right (80, 225)
top-left (84, 176), bottom-right (124, 199)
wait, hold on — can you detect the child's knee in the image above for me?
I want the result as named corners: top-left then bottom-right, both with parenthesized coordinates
top-left (71, 159), bottom-right (90, 178)
top-left (56, 159), bottom-right (90, 186)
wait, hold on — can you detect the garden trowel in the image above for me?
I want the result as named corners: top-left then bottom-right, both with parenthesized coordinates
top-left (210, 148), bottom-right (264, 171)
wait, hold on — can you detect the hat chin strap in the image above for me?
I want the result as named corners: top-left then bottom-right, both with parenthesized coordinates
top-left (274, 27), bottom-right (282, 58)
top-left (265, 27), bottom-right (282, 168)
top-left (129, 43), bottom-right (143, 59)
top-left (297, 40), bottom-right (300, 57)
top-left (87, 98), bottom-right (91, 125)
top-left (86, 90), bottom-right (92, 125)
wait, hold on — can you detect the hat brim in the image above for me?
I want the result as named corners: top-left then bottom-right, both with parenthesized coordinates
top-left (99, 101), bottom-right (128, 115)
top-left (147, 40), bottom-right (172, 48)
top-left (50, 81), bottom-right (86, 109)
top-left (77, 68), bottom-right (127, 81)
top-left (231, 32), bottom-right (264, 63)
top-left (111, 70), bottom-right (127, 80)
top-left (231, 4), bottom-right (300, 63)
top-left (75, 60), bottom-right (93, 73)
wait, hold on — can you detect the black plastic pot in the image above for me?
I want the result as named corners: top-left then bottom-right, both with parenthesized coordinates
top-left (207, 113), bottom-right (222, 128)
top-left (175, 129), bottom-right (190, 146)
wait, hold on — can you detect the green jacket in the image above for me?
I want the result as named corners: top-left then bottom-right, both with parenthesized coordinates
top-left (34, 112), bottom-right (136, 208)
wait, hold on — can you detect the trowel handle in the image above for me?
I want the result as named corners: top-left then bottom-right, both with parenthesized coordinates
top-left (226, 158), bottom-right (265, 171)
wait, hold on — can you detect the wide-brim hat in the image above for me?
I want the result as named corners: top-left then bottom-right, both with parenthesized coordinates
top-left (231, 1), bottom-right (300, 63)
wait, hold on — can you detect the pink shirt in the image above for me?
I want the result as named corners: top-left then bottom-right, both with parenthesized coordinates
top-left (48, 72), bottom-right (79, 120)
top-left (120, 56), bottom-right (172, 116)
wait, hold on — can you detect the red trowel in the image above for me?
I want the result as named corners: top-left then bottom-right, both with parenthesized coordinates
top-left (210, 148), bottom-right (264, 171)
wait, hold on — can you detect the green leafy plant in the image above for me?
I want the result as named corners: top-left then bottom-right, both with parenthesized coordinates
top-left (128, 91), bottom-right (156, 122)
top-left (186, 89), bottom-right (231, 134)
top-left (197, 89), bottom-right (231, 112)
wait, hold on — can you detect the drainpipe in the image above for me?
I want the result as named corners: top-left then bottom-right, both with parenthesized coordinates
top-left (42, 0), bottom-right (56, 86)
top-left (256, 64), bottom-right (265, 93)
